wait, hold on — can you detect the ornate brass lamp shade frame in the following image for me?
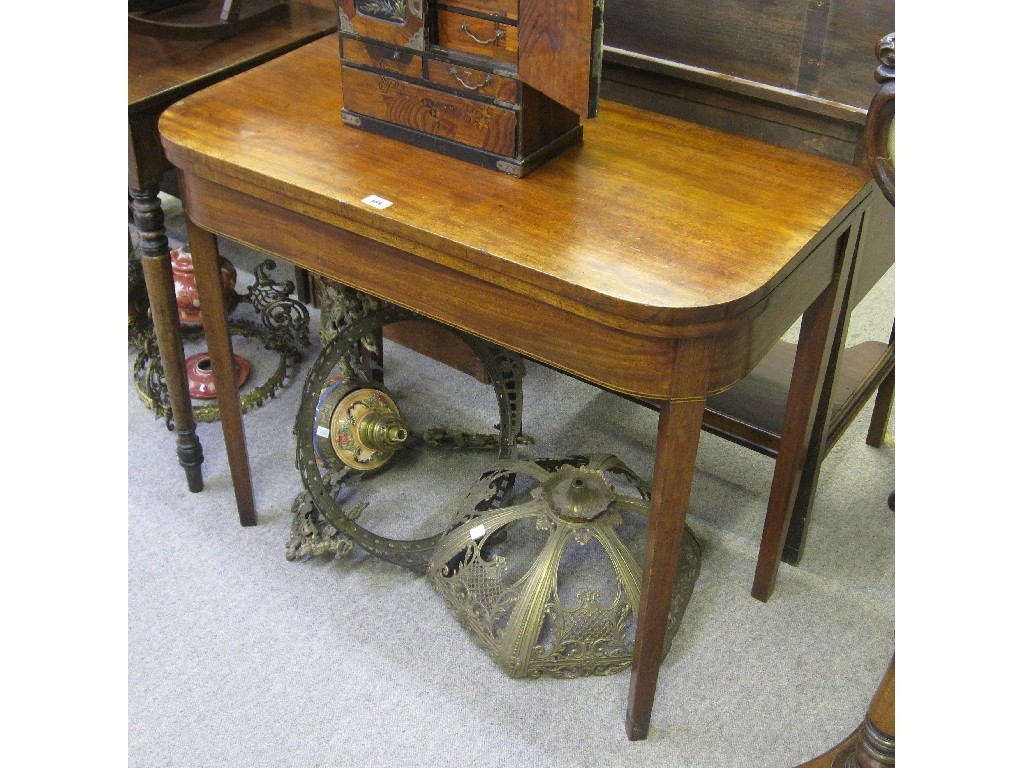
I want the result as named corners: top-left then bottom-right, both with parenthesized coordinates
top-left (427, 455), bottom-right (701, 679)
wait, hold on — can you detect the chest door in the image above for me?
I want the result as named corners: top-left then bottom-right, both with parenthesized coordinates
top-left (338, 0), bottom-right (428, 50)
top-left (518, 0), bottom-right (603, 117)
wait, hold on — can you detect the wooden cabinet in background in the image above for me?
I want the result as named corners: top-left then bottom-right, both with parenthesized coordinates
top-left (601, 0), bottom-right (894, 164)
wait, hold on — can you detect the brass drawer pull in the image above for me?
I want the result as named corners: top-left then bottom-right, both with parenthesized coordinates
top-left (449, 68), bottom-right (494, 91)
top-left (460, 23), bottom-right (505, 46)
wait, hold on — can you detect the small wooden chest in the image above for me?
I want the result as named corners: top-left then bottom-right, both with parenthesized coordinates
top-left (335, 0), bottom-right (603, 176)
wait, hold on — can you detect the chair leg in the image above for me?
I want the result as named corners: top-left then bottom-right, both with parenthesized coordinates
top-left (754, 257), bottom-right (852, 596)
top-left (866, 325), bottom-right (895, 447)
top-left (865, 366), bottom-right (895, 447)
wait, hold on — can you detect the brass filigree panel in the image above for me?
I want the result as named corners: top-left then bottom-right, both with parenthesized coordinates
top-left (428, 455), bottom-right (701, 678)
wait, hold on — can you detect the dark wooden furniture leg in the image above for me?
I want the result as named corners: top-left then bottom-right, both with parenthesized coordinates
top-left (865, 326), bottom-right (895, 448)
top-left (186, 217), bottom-right (256, 526)
top-left (627, 341), bottom-right (711, 740)
top-left (753, 221), bottom-right (862, 601)
top-left (779, 222), bottom-right (875, 568)
top-left (130, 185), bottom-right (204, 492)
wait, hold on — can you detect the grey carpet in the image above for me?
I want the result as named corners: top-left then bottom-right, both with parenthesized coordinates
top-left (128, 194), bottom-right (894, 767)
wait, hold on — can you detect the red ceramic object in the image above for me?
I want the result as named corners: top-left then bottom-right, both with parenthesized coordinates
top-left (171, 244), bottom-right (238, 325)
top-left (185, 352), bottom-right (251, 399)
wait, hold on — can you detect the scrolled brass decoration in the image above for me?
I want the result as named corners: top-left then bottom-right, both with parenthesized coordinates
top-left (427, 455), bottom-right (701, 679)
top-left (241, 259), bottom-right (311, 357)
top-left (285, 489), bottom-right (356, 562)
top-left (130, 258), bottom-right (309, 426)
top-left (316, 280), bottom-right (382, 350)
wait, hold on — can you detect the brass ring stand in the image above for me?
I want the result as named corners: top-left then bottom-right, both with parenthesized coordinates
top-left (130, 257), bottom-right (311, 426)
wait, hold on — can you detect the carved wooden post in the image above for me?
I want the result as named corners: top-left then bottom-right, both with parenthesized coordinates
top-left (797, 656), bottom-right (895, 767)
top-left (129, 186), bottom-right (204, 492)
top-left (864, 34), bottom-right (895, 205)
top-left (850, 656), bottom-right (895, 767)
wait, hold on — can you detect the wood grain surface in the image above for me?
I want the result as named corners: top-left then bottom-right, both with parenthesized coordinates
top-left (160, 37), bottom-right (870, 332)
top-left (129, 0), bottom-right (337, 114)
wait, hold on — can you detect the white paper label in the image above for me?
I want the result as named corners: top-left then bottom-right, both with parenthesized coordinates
top-left (469, 524), bottom-right (487, 541)
top-left (361, 194), bottom-right (393, 210)
top-left (316, 426), bottom-right (331, 438)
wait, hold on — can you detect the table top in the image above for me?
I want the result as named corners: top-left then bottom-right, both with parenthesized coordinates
top-left (160, 37), bottom-right (870, 337)
top-left (129, 0), bottom-right (336, 115)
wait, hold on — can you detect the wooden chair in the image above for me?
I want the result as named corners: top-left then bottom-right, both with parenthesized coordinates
top-left (794, 48), bottom-right (894, 757)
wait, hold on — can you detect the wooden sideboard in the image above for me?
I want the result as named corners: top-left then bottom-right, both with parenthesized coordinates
top-left (601, 0), bottom-right (895, 164)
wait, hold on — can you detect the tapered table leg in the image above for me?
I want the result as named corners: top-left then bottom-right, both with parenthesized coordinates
top-left (130, 186), bottom-right (204, 492)
top-left (187, 218), bottom-right (256, 526)
top-left (627, 340), bottom-right (712, 740)
top-left (753, 223), bottom-right (861, 601)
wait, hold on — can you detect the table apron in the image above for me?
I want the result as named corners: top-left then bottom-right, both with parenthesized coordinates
top-left (178, 171), bottom-right (866, 401)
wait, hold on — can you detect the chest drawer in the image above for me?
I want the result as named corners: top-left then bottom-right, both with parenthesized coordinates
top-left (437, 10), bottom-right (518, 66)
top-left (342, 38), bottom-right (423, 79)
top-left (425, 59), bottom-right (518, 103)
top-left (342, 66), bottom-right (518, 156)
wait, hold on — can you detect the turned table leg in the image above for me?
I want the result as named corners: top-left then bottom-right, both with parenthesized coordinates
top-left (130, 185), bottom-right (204, 492)
top-left (187, 218), bottom-right (256, 526)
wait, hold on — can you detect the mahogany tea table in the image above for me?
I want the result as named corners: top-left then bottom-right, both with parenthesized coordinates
top-left (158, 37), bottom-right (877, 740)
